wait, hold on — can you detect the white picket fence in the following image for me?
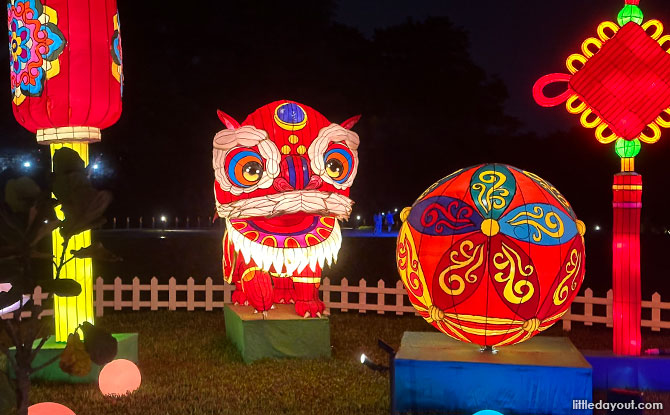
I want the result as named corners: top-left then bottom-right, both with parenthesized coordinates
top-left (3, 277), bottom-right (670, 332)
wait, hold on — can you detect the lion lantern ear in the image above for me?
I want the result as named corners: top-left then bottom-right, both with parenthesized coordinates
top-left (341, 115), bottom-right (361, 130)
top-left (217, 110), bottom-right (241, 130)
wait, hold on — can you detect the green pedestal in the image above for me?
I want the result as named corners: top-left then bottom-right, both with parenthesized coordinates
top-left (7, 333), bottom-right (138, 384)
top-left (224, 304), bottom-right (330, 363)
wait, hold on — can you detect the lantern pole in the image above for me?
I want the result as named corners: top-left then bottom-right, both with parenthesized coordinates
top-left (612, 139), bottom-right (642, 355)
top-left (49, 140), bottom-right (97, 342)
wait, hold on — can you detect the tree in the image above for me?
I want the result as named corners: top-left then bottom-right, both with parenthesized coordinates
top-left (0, 148), bottom-right (119, 415)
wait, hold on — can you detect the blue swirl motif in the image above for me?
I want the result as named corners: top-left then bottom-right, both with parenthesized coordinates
top-left (408, 196), bottom-right (483, 236)
top-left (469, 164), bottom-right (516, 220)
top-left (499, 203), bottom-right (578, 246)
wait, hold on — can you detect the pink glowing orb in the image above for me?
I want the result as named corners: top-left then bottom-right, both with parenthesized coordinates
top-left (99, 359), bottom-right (141, 397)
top-left (28, 402), bottom-right (75, 415)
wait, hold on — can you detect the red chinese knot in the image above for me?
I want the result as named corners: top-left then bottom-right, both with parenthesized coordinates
top-left (396, 164), bottom-right (586, 347)
top-left (533, 17), bottom-right (670, 145)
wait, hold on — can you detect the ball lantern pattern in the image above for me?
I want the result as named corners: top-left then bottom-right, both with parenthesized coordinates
top-left (396, 164), bottom-right (586, 347)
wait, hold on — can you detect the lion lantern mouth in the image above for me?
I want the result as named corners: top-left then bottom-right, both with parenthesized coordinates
top-left (225, 211), bottom-right (343, 275)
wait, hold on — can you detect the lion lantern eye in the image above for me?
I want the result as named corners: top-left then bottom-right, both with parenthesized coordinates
top-left (242, 161), bottom-right (263, 183)
top-left (326, 159), bottom-right (344, 179)
top-left (323, 145), bottom-right (354, 184)
top-left (226, 148), bottom-right (265, 188)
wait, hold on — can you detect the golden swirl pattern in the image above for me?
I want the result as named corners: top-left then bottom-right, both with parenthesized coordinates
top-left (438, 240), bottom-right (484, 296)
top-left (493, 242), bottom-right (535, 304)
top-left (472, 171), bottom-right (510, 214)
top-left (507, 205), bottom-right (564, 242)
top-left (553, 248), bottom-right (582, 306)
top-left (396, 224), bottom-right (433, 311)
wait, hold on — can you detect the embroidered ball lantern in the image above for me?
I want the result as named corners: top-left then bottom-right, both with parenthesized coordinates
top-left (7, 0), bottom-right (123, 342)
top-left (396, 164), bottom-right (586, 348)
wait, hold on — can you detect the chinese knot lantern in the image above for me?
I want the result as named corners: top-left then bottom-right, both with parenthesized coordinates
top-left (396, 164), bottom-right (586, 348)
top-left (8, 0), bottom-right (122, 143)
top-left (7, 0), bottom-right (123, 342)
top-left (532, 0), bottom-right (667, 356)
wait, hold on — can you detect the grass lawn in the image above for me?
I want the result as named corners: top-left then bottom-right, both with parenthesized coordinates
top-left (3, 311), bottom-right (669, 414)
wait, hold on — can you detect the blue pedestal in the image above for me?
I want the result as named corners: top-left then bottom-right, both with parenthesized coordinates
top-left (394, 333), bottom-right (592, 415)
top-left (584, 351), bottom-right (670, 391)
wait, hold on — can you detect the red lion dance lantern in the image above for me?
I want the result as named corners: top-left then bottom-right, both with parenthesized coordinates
top-left (213, 100), bottom-right (360, 318)
top-left (396, 164), bottom-right (586, 347)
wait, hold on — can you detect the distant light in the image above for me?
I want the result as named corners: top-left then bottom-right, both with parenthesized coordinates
top-left (594, 225), bottom-right (601, 231)
top-left (92, 163), bottom-right (99, 170)
top-left (44, 220), bottom-right (48, 224)
top-left (160, 216), bottom-right (167, 222)
top-left (360, 353), bottom-right (366, 364)
top-left (356, 215), bottom-right (361, 220)
top-left (23, 161), bottom-right (31, 168)
top-left (160, 236), bottom-right (166, 240)
top-left (394, 208), bottom-right (398, 212)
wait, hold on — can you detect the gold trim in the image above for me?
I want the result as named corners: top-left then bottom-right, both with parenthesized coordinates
top-left (37, 126), bottom-right (101, 144)
top-left (291, 277), bottom-right (320, 284)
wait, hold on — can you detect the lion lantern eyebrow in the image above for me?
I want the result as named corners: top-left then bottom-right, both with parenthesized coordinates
top-left (212, 125), bottom-right (281, 195)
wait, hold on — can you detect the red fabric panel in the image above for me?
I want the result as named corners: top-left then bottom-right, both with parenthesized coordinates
top-left (612, 173), bottom-right (642, 356)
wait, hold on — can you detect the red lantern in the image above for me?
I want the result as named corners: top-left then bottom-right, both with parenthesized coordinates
top-left (8, 0), bottom-right (122, 143)
top-left (396, 164), bottom-right (586, 348)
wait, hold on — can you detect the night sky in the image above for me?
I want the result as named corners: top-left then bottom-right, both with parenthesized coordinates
top-left (2, 0), bottom-right (670, 234)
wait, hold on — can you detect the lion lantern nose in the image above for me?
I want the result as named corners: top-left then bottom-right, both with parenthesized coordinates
top-left (274, 156), bottom-right (322, 191)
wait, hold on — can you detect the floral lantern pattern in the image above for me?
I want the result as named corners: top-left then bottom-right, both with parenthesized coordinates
top-left (7, 0), bottom-right (122, 144)
top-left (396, 164), bottom-right (586, 347)
top-left (8, 0), bottom-right (65, 105)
